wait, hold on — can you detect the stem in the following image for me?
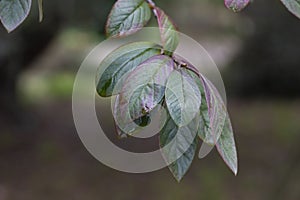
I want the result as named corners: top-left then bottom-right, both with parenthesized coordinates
top-left (146, 0), bottom-right (158, 16)
top-left (146, 0), bottom-right (156, 8)
top-left (172, 55), bottom-right (201, 77)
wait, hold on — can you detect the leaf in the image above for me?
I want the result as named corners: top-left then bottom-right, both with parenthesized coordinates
top-left (181, 64), bottom-right (237, 173)
top-left (122, 55), bottom-right (174, 120)
top-left (128, 83), bottom-right (165, 120)
top-left (159, 109), bottom-right (198, 182)
top-left (224, 0), bottom-right (250, 12)
top-left (280, 0), bottom-right (300, 19)
top-left (106, 0), bottom-right (152, 37)
top-left (184, 69), bottom-right (212, 145)
top-left (216, 113), bottom-right (238, 175)
top-left (154, 7), bottom-right (179, 54)
top-left (113, 95), bottom-right (151, 138)
top-left (165, 69), bottom-right (201, 127)
top-left (115, 55), bottom-right (174, 134)
top-left (96, 42), bottom-right (161, 97)
top-left (200, 75), bottom-right (227, 145)
top-left (0, 0), bottom-right (32, 32)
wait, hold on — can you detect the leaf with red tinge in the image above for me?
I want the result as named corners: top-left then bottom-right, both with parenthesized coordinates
top-left (106, 0), bottom-right (152, 37)
top-left (183, 69), bottom-right (212, 145)
top-left (280, 0), bottom-right (300, 19)
top-left (154, 7), bottom-right (179, 54)
top-left (115, 55), bottom-right (174, 135)
top-left (200, 75), bottom-right (227, 145)
top-left (225, 0), bottom-right (250, 12)
top-left (113, 95), bottom-right (151, 138)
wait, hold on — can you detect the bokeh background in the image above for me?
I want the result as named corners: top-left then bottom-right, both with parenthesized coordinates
top-left (1, 0), bottom-right (300, 199)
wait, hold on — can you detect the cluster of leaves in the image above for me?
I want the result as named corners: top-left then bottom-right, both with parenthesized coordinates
top-left (96, 0), bottom-right (238, 181)
top-left (1, 0), bottom-right (299, 182)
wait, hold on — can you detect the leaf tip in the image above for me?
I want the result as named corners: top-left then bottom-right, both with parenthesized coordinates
top-left (171, 173), bottom-right (183, 183)
top-left (280, 0), bottom-right (300, 20)
top-left (2, 23), bottom-right (17, 33)
top-left (232, 164), bottom-right (238, 176)
top-left (175, 177), bottom-right (182, 183)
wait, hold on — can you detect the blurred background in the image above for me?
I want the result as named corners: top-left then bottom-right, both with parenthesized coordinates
top-left (1, 0), bottom-right (300, 199)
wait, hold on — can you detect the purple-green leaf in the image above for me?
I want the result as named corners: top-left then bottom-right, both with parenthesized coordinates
top-left (96, 42), bottom-right (161, 97)
top-left (183, 69), bottom-right (212, 145)
top-left (115, 55), bottom-right (174, 135)
top-left (224, 0), bottom-right (250, 12)
top-left (181, 66), bottom-right (238, 175)
top-left (200, 75), bottom-right (227, 145)
top-left (106, 0), bottom-right (152, 37)
top-left (154, 7), bottom-right (179, 54)
top-left (113, 95), bottom-right (151, 138)
top-left (281, 0), bottom-right (300, 19)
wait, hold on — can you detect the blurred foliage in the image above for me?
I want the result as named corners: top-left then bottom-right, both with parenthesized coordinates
top-left (19, 72), bottom-right (75, 103)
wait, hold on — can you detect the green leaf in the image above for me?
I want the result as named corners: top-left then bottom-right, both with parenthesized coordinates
top-left (224, 0), bottom-right (250, 12)
top-left (165, 69), bottom-right (201, 127)
top-left (96, 42), bottom-right (161, 97)
top-left (160, 109), bottom-right (198, 182)
top-left (200, 75), bottom-right (227, 145)
top-left (115, 55), bottom-right (174, 134)
top-left (106, 0), bottom-right (152, 37)
top-left (122, 55), bottom-right (174, 120)
top-left (154, 7), bottom-right (179, 54)
top-left (184, 69), bottom-right (212, 145)
top-left (0, 0), bottom-right (32, 32)
top-left (280, 0), bottom-right (300, 19)
top-left (216, 113), bottom-right (238, 175)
